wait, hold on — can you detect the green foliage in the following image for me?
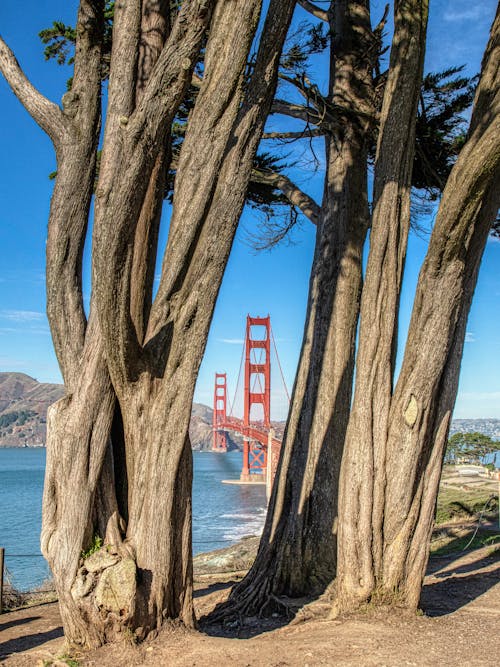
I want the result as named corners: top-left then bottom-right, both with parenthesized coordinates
top-left (0, 410), bottom-right (36, 428)
top-left (280, 21), bottom-right (328, 74)
top-left (247, 152), bottom-right (294, 209)
top-left (43, 656), bottom-right (80, 667)
top-left (413, 67), bottom-right (478, 198)
top-left (445, 431), bottom-right (500, 465)
top-left (431, 531), bottom-right (500, 556)
top-left (39, 21), bottom-right (77, 66)
top-left (81, 534), bottom-right (103, 560)
top-left (492, 212), bottom-right (500, 238)
top-left (39, 2), bottom-right (115, 88)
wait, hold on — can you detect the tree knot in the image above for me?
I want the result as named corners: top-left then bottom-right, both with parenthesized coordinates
top-left (404, 394), bottom-right (419, 427)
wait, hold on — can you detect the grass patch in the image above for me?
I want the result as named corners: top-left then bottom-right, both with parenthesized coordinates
top-left (436, 487), bottom-right (498, 524)
top-left (431, 530), bottom-right (500, 556)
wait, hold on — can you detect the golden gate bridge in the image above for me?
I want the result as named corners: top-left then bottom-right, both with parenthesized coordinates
top-left (212, 315), bottom-right (290, 494)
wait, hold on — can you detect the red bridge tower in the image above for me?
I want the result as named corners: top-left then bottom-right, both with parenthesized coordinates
top-left (212, 314), bottom-right (283, 492)
top-left (212, 372), bottom-right (228, 452)
top-left (241, 315), bottom-right (271, 480)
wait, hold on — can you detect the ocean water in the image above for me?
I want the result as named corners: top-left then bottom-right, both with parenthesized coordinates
top-left (0, 448), bottom-right (267, 591)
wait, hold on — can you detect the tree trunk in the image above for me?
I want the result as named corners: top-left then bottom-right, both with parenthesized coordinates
top-left (41, 0), bottom-right (173, 648)
top-left (219, 0), bottom-right (375, 615)
top-left (17, 1), bottom-right (126, 648)
top-left (42, 315), bottom-right (118, 647)
top-left (90, 0), bottom-right (295, 642)
top-left (337, 0), bottom-right (428, 610)
top-left (337, 5), bottom-right (500, 611)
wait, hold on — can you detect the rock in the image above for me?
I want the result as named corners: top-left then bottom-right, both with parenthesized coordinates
top-left (94, 558), bottom-right (136, 615)
top-left (84, 549), bottom-right (119, 573)
top-left (71, 570), bottom-right (95, 600)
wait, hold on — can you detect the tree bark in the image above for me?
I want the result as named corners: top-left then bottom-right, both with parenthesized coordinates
top-left (337, 0), bottom-right (429, 610)
top-left (337, 3), bottom-right (500, 611)
top-left (90, 0), bottom-right (295, 641)
top-left (218, 0), bottom-right (375, 616)
top-left (0, 0), bottom-right (126, 648)
top-left (41, 0), bottom-right (176, 648)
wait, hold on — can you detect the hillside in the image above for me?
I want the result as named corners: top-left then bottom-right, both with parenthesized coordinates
top-left (0, 372), bottom-right (242, 450)
top-left (0, 373), bottom-right (64, 446)
top-left (1, 372), bottom-right (498, 449)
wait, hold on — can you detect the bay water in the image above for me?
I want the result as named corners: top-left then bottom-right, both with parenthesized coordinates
top-left (0, 448), bottom-right (267, 591)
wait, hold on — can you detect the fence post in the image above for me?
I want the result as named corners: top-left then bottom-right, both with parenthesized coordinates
top-left (0, 547), bottom-right (4, 614)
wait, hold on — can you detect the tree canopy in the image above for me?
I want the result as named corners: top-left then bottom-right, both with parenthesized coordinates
top-left (446, 432), bottom-right (500, 464)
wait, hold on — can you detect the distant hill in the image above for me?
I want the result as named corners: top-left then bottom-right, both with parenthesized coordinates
top-left (2, 371), bottom-right (497, 449)
top-left (449, 418), bottom-right (500, 440)
top-left (0, 373), bottom-right (64, 446)
top-left (0, 372), bottom-right (243, 450)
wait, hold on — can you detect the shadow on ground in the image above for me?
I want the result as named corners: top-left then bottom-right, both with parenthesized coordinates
top-left (421, 547), bottom-right (500, 617)
top-left (0, 616), bottom-right (41, 633)
top-left (0, 625), bottom-right (63, 659)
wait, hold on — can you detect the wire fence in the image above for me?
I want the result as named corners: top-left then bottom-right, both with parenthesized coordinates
top-left (0, 536), bottom-right (256, 610)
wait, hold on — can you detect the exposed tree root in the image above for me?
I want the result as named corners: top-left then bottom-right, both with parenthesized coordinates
top-left (203, 566), bottom-right (335, 629)
top-left (205, 572), bottom-right (298, 627)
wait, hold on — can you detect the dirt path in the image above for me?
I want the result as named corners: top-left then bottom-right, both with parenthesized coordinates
top-left (1, 545), bottom-right (499, 666)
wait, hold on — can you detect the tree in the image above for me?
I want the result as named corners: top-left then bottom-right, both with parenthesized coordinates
top-left (0, 0), bottom-right (295, 648)
top-left (446, 432), bottom-right (500, 464)
top-left (213, 0), bottom-right (500, 619)
top-left (337, 6), bottom-right (499, 611)
top-left (210, 0), bottom-right (427, 616)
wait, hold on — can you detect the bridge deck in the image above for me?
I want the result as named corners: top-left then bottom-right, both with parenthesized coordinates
top-left (217, 416), bottom-right (281, 448)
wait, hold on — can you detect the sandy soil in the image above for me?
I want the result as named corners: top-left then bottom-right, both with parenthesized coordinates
top-left (1, 543), bottom-right (499, 667)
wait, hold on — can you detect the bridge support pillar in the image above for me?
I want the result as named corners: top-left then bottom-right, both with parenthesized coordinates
top-left (242, 438), bottom-right (250, 479)
top-left (213, 373), bottom-right (228, 452)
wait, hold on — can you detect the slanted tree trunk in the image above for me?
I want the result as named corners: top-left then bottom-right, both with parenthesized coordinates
top-left (1, 0), bottom-right (123, 647)
top-left (337, 4), bottom-right (500, 611)
top-left (219, 0), bottom-right (376, 615)
top-left (337, 0), bottom-right (429, 610)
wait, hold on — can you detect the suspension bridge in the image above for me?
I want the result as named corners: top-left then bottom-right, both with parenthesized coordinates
top-left (212, 315), bottom-right (290, 495)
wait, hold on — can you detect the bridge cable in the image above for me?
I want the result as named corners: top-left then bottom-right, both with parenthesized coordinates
top-left (271, 325), bottom-right (290, 403)
top-left (228, 327), bottom-right (246, 417)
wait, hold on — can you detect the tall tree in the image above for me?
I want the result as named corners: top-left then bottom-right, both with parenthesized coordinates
top-left (445, 432), bottom-right (500, 464)
top-left (230, 0), bottom-right (376, 603)
top-left (214, 0), bottom-right (499, 619)
top-left (216, 0), bottom-right (427, 616)
top-left (0, 0), bottom-right (295, 648)
top-left (337, 5), bottom-right (500, 611)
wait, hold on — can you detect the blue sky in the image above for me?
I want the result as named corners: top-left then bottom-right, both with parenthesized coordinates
top-left (0, 0), bottom-right (499, 421)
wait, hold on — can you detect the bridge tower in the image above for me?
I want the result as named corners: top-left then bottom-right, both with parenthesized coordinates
top-left (212, 372), bottom-right (228, 452)
top-left (241, 315), bottom-right (271, 480)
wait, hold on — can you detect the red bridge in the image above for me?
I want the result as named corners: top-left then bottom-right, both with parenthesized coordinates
top-left (212, 315), bottom-right (289, 490)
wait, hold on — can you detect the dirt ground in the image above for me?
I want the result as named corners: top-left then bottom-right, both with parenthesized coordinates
top-left (1, 543), bottom-right (499, 667)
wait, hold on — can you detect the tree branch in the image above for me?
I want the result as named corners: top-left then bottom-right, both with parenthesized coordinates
top-left (0, 36), bottom-right (66, 146)
top-left (45, 0), bottom-right (104, 390)
top-left (252, 169), bottom-right (321, 225)
top-left (273, 77), bottom-right (378, 131)
top-left (262, 128), bottom-right (324, 139)
top-left (297, 0), bottom-right (329, 22)
top-left (271, 98), bottom-right (322, 125)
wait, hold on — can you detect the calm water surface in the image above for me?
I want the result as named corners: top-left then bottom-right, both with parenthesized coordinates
top-left (0, 448), bottom-right (267, 590)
